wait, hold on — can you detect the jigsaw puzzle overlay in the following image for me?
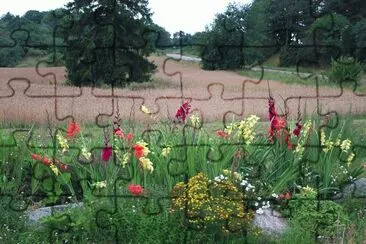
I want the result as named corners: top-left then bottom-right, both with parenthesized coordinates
top-left (1, 0), bottom-right (366, 243)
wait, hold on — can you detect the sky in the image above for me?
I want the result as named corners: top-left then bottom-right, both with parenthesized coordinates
top-left (0, 0), bottom-right (252, 34)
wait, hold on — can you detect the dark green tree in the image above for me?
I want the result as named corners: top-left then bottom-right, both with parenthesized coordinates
top-left (62, 0), bottom-right (156, 87)
top-left (267, 0), bottom-right (316, 66)
top-left (201, 3), bottom-right (251, 70)
top-left (353, 19), bottom-right (366, 62)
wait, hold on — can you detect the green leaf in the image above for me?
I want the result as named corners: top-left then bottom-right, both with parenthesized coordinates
top-left (58, 172), bottom-right (71, 185)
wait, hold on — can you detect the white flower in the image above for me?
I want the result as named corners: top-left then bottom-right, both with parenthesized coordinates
top-left (254, 202), bottom-right (259, 207)
top-left (256, 208), bottom-right (264, 214)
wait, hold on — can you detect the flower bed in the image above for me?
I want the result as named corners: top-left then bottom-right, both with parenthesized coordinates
top-left (0, 98), bottom-right (365, 243)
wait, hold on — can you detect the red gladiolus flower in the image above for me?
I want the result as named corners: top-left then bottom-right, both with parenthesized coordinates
top-left (293, 122), bottom-right (302, 137)
top-left (133, 144), bottom-right (144, 159)
top-left (268, 97), bottom-right (277, 120)
top-left (114, 128), bottom-right (125, 139)
top-left (273, 116), bottom-right (286, 131)
top-left (30, 153), bottom-right (52, 166)
top-left (127, 133), bottom-right (134, 141)
top-left (67, 121), bottom-right (80, 138)
top-left (31, 153), bottom-right (68, 169)
top-left (31, 153), bottom-right (42, 161)
top-left (57, 163), bottom-right (69, 171)
top-left (175, 102), bottom-right (191, 123)
top-left (101, 146), bottom-right (112, 161)
top-left (128, 184), bottom-right (144, 196)
top-left (216, 130), bottom-right (229, 139)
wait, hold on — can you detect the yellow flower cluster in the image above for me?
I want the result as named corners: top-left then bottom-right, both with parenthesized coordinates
top-left (170, 172), bottom-right (254, 232)
top-left (140, 105), bottom-right (151, 114)
top-left (224, 122), bottom-right (237, 136)
top-left (189, 114), bottom-right (201, 128)
top-left (223, 169), bottom-right (242, 181)
top-left (50, 163), bottom-right (60, 176)
top-left (295, 120), bottom-right (312, 160)
top-left (347, 152), bottom-right (355, 167)
top-left (237, 115), bottom-right (260, 144)
top-left (135, 140), bottom-right (151, 157)
top-left (223, 115), bottom-right (260, 144)
top-left (161, 147), bottom-right (171, 157)
top-left (320, 129), bottom-right (334, 153)
top-left (135, 140), bottom-right (154, 172)
top-left (139, 157), bottom-right (154, 173)
top-left (300, 185), bottom-right (317, 198)
top-left (340, 139), bottom-right (351, 153)
top-left (56, 132), bottom-right (69, 153)
top-left (93, 181), bottom-right (107, 189)
top-left (81, 146), bottom-right (91, 160)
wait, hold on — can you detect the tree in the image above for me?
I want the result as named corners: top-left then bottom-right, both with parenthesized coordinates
top-left (325, 0), bottom-right (366, 23)
top-left (201, 3), bottom-right (251, 70)
top-left (62, 0), bottom-right (156, 87)
top-left (267, 0), bottom-right (317, 66)
top-left (307, 13), bottom-right (350, 65)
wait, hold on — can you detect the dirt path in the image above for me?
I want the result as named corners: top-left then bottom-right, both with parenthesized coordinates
top-left (1, 56), bottom-right (365, 125)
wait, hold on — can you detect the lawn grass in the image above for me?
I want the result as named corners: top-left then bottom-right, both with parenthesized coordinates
top-left (238, 68), bottom-right (366, 93)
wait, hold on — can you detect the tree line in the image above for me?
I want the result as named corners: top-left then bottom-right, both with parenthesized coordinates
top-left (197, 0), bottom-right (366, 69)
top-left (1, 0), bottom-right (365, 86)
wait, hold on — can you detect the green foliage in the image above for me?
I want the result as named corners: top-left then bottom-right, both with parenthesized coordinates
top-left (329, 56), bottom-right (364, 83)
top-left (0, 10), bottom-right (65, 67)
top-left (62, 0), bottom-right (157, 87)
top-left (200, 3), bottom-right (249, 70)
top-left (353, 19), bottom-right (366, 62)
top-left (289, 190), bottom-right (349, 238)
top-left (21, 199), bottom-right (227, 243)
top-left (307, 13), bottom-right (350, 65)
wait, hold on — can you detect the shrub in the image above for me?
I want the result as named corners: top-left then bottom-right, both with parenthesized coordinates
top-left (288, 186), bottom-right (349, 238)
top-left (170, 172), bottom-right (254, 234)
top-left (328, 56), bottom-right (364, 83)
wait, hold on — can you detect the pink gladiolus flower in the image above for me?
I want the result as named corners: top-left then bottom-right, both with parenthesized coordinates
top-left (101, 146), bottom-right (112, 161)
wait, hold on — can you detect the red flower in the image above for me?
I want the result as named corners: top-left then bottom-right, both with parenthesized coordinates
top-left (273, 116), bottom-right (286, 131)
top-left (31, 153), bottom-right (68, 168)
top-left (133, 144), bottom-right (144, 159)
top-left (268, 97), bottom-right (277, 121)
top-left (128, 184), bottom-right (144, 196)
top-left (31, 153), bottom-right (42, 161)
top-left (31, 153), bottom-right (52, 166)
top-left (57, 163), bottom-right (69, 171)
top-left (293, 122), bottom-right (302, 137)
top-left (114, 128), bottom-right (125, 139)
top-left (278, 192), bottom-right (291, 200)
top-left (216, 130), bottom-right (229, 139)
top-left (67, 121), bottom-right (80, 138)
top-left (127, 133), bottom-right (134, 141)
top-left (101, 146), bottom-right (112, 161)
top-left (175, 102), bottom-right (191, 123)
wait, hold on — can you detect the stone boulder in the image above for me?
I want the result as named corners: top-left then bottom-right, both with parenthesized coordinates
top-left (253, 208), bottom-right (288, 235)
top-left (27, 202), bottom-right (83, 224)
top-left (334, 178), bottom-right (366, 202)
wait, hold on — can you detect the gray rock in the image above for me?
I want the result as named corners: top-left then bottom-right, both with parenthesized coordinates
top-left (27, 202), bottom-right (83, 224)
top-left (253, 208), bottom-right (288, 235)
top-left (334, 178), bottom-right (366, 202)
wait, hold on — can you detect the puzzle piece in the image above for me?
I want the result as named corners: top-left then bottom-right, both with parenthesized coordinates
top-left (1, 0), bottom-right (366, 243)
